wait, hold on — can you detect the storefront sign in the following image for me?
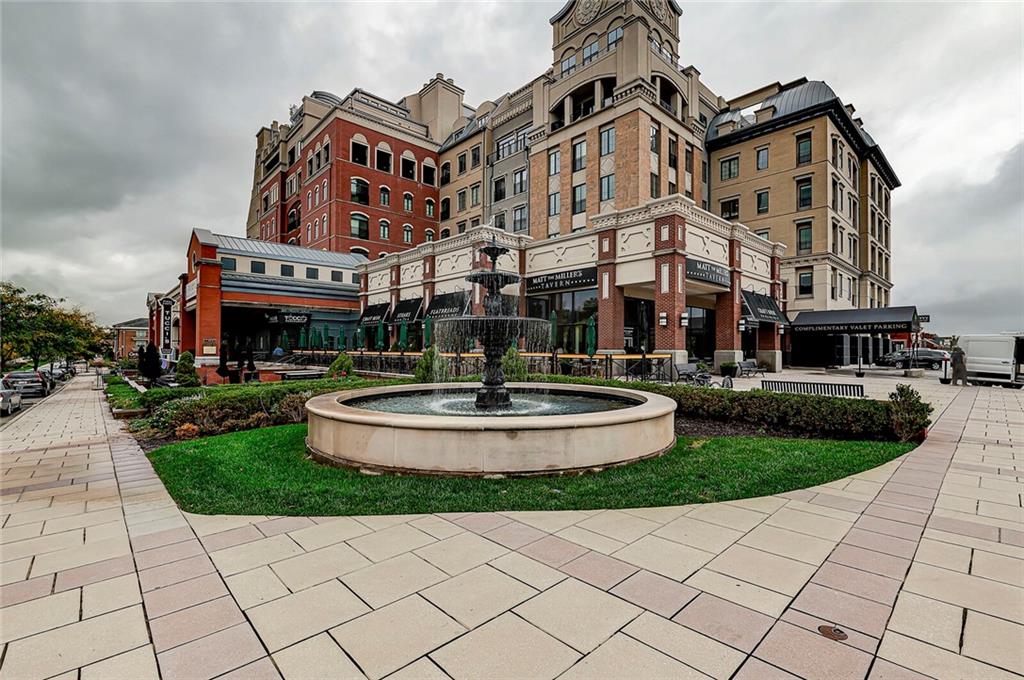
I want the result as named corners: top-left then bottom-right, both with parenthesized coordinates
top-left (525, 267), bottom-right (597, 294)
top-left (184, 278), bottom-right (198, 301)
top-left (424, 292), bottom-right (470, 319)
top-left (741, 291), bottom-right (787, 325)
top-left (160, 298), bottom-right (174, 350)
top-left (267, 313), bottom-right (310, 325)
top-left (794, 321), bottom-right (913, 333)
top-left (389, 298), bottom-right (423, 324)
top-left (686, 259), bottom-right (731, 287)
top-left (359, 303), bottom-right (391, 325)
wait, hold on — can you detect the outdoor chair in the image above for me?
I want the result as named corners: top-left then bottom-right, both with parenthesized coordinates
top-left (739, 360), bottom-right (766, 377)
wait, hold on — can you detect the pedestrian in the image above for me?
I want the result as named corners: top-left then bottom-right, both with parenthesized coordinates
top-left (950, 346), bottom-right (968, 386)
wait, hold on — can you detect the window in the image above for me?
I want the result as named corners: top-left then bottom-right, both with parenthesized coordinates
top-left (755, 230), bottom-right (770, 240)
top-left (685, 145), bottom-right (694, 173)
top-left (600, 127), bottom-right (615, 156)
top-left (247, 260), bottom-right (264, 274)
top-left (220, 257), bottom-right (236, 271)
top-left (262, 193), bottom-right (269, 213)
top-left (376, 149), bottom-right (392, 173)
top-left (548, 192), bottom-right (560, 216)
top-left (798, 271), bottom-right (813, 296)
top-left (582, 41), bottom-right (599, 65)
top-left (281, 264), bottom-right (294, 277)
top-left (470, 145), bottom-right (481, 168)
top-left (425, 229), bottom-right (435, 242)
top-left (720, 198), bottom-right (739, 220)
top-left (797, 223), bottom-right (812, 254)
top-left (756, 147), bottom-right (769, 170)
top-left (440, 197), bottom-right (450, 220)
top-left (470, 184), bottom-right (480, 206)
top-left (440, 228), bottom-right (451, 239)
top-left (457, 153), bottom-right (467, 175)
top-left (403, 224), bottom-right (413, 243)
top-left (350, 178), bottom-right (369, 205)
top-left (572, 184), bottom-right (586, 214)
top-left (331, 270), bottom-right (343, 282)
top-left (440, 162), bottom-right (451, 186)
top-left (351, 141), bottom-right (368, 166)
top-left (493, 177), bottom-right (506, 202)
top-left (379, 220), bottom-right (390, 240)
top-left (560, 54), bottom-right (577, 76)
top-left (702, 159), bottom-right (708, 183)
top-left (425, 199), bottom-right (435, 218)
top-left (513, 168), bottom-right (526, 194)
top-left (350, 214), bottom-right (369, 239)
top-left (513, 206), bottom-right (527, 232)
top-left (756, 190), bottom-right (769, 214)
top-left (720, 157), bottom-right (739, 180)
top-left (379, 186), bottom-right (390, 206)
top-left (458, 221), bottom-right (467, 233)
top-left (797, 178), bottom-right (812, 210)
top-left (403, 193), bottom-right (413, 212)
top-left (796, 133), bottom-right (812, 165)
top-left (457, 190), bottom-right (466, 212)
top-left (548, 149), bottom-right (560, 175)
top-left (650, 124), bottom-right (660, 153)
top-left (668, 137), bottom-right (678, 169)
top-left (322, 179), bottom-right (328, 201)
top-left (607, 26), bottom-right (623, 49)
top-left (314, 186), bottom-right (320, 207)
top-left (400, 157), bottom-right (416, 181)
top-left (493, 213), bottom-right (506, 230)
top-left (306, 267), bottom-right (318, 280)
top-left (422, 165), bottom-right (436, 186)
top-left (650, 173), bottom-right (660, 199)
top-left (572, 139), bottom-right (586, 171)
top-left (600, 174), bottom-right (615, 201)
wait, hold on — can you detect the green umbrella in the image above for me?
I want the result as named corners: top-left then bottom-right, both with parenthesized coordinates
top-left (549, 311), bottom-right (558, 351)
top-left (313, 327), bottom-right (322, 350)
top-left (423, 316), bottom-right (432, 348)
top-left (280, 330), bottom-right (290, 352)
top-left (586, 315), bottom-right (597, 357)
top-left (339, 330), bottom-right (347, 351)
top-left (398, 321), bottom-right (408, 351)
top-left (298, 326), bottom-right (307, 349)
top-left (322, 323), bottom-right (330, 350)
top-left (354, 325), bottom-right (363, 350)
top-left (376, 320), bottom-right (386, 351)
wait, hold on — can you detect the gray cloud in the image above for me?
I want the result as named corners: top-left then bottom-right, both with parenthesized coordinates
top-left (2, 1), bottom-right (1021, 333)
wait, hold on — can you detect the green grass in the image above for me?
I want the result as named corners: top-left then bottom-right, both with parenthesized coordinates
top-left (148, 425), bottom-right (915, 516)
top-left (104, 378), bottom-right (144, 410)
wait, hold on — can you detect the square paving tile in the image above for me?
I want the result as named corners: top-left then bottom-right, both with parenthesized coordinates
top-left (560, 633), bottom-right (707, 680)
top-left (654, 515), bottom-right (745, 553)
top-left (430, 612), bottom-right (579, 680)
top-left (792, 582), bottom-right (892, 638)
top-left (247, 579), bottom-right (369, 652)
top-left (149, 595), bottom-right (245, 652)
top-left (672, 593), bottom-right (775, 653)
top-left (413, 531), bottom-right (507, 575)
top-left (156, 622), bottom-right (266, 680)
top-left (962, 610), bottom-right (1024, 676)
top-left (209, 534), bottom-right (304, 576)
top-left (421, 564), bottom-right (536, 628)
top-left (739, 524), bottom-right (837, 565)
top-left (331, 595), bottom-right (464, 679)
top-left (706, 544), bottom-right (817, 596)
top-left (80, 645), bottom-right (159, 680)
top-left (271, 632), bottom-right (365, 680)
top-left (576, 509), bottom-right (661, 543)
top-left (488, 551), bottom-right (567, 591)
top-left (886, 591), bottom-right (963, 651)
top-left (687, 503), bottom-right (767, 532)
top-left (348, 523), bottom-right (435, 563)
top-left (482, 520), bottom-right (547, 549)
top-left (270, 541), bottom-right (371, 592)
top-left (610, 569), bottom-right (699, 618)
top-left (612, 534), bottom-right (715, 581)
top-left (755, 621), bottom-right (873, 680)
top-left (341, 552), bottom-right (447, 608)
top-left (513, 578), bottom-right (641, 653)
top-left (387, 658), bottom-right (449, 679)
top-left (559, 550), bottom-right (638, 590)
top-left (287, 516), bottom-right (373, 551)
top-left (518, 534), bottom-right (589, 567)
top-left (224, 565), bottom-right (290, 610)
top-left (624, 611), bottom-right (746, 679)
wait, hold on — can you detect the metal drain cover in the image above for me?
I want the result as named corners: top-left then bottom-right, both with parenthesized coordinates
top-left (818, 625), bottom-right (848, 641)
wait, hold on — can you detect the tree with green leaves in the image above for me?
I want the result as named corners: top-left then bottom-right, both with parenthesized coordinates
top-left (175, 351), bottom-right (201, 387)
top-left (1, 281), bottom-right (107, 371)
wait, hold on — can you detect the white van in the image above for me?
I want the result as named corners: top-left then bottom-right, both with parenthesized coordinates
top-left (960, 334), bottom-right (1024, 388)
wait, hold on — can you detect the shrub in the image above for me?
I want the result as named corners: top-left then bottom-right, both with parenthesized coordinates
top-left (888, 384), bottom-right (933, 442)
top-left (104, 378), bottom-right (143, 410)
top-left (414, 346), bottom-right (451, 383)
top-left (501, 346), bottom-right (528, 382)
top-left (175, 351), bottom-right (201, 387)
top-left (326, 352), bottom-right (354, 380)
top-left (139, 386), bottom-right (204, 409)
top-left (175, 423), bottom-right (200, 439)
top-left (274, 392), bottom-right (310, 424)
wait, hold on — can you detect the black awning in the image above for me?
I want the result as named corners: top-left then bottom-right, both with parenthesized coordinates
top-left (388, 298), bottom-right (423, 325)
top-left (791, 306), bottom-right (918, 334)
top-left (742, 291), bottom-right (789, 326)
top-left (424, 292), bottom-right (470, 319)
top-left (359, 302), bottom-right (391, 325)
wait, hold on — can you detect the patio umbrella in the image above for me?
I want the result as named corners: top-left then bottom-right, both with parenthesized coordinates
top-left (354, 325), bottom-right (363, 350)
top-left (280, 330), bottom-right (290, 352)
top-left (586, 316), bottom-right (597, 358)
top-left (398, 321), bottom-right (408, 351)
top-left (298, 326), bottom-right (307, 349)
top-left (215, 343), bottom-right (230, 378)
top-left (376, 320), bottom-right (386, 351)
top-left (339, 331), bottom-right (347, 351)
top-left (323, 323), bottom-right (330, 350)
top-left (549, 311), bottom-right (558, 351)
top-left (423, 316), bottom-right (432, 348)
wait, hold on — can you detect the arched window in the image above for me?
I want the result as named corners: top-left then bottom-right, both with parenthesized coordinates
top-left (403, 224), bottom-right (413, 244)
top-left (314, 218), bottom-right (320, 237)
top-left (379, 219), bottom-right (390, 240)
top-left (350, 246), bottom-right (369, 257)
top-left (314, 143), bottom-right (322, 170)
top-left (440, 162), bottom-right (451, 186)
top-left (378, 252), bottom-right (389, 259)
top-left (322, 140), bottom-right (330, 163)
top-left (440, 228), bottom-right (451, 239)
top-left (350, 213), bottom-right (369, 239)
top-left (322, 213), bottom-right (328, 234)
top-left (306, 223), bottom-right (311, 241)
top-left (425, 198), bottom-right (435, 218)
top-left (350, 178), bottom-right (369, 205)
top-left (403, 192), bottom-right (414, 212)
top-left (425, 229), bottom-right (435, 242)
top-left (379, 186), bottom-right (391, 206)
top-left (307, 191), bottom-right (312, 210)
top-left (288, 237), bottom-right (298, 245)
top-left (322, 179), bottom-right (329, 200)
top-left (287, 207), bottom-right (299, 231)
top-left (440, 197), bottom-right (451, 220)
top-left (314, 186), bottom-right (320, 207)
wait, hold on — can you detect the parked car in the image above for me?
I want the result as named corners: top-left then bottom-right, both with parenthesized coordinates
top-left (3, 371), bottom-right (49, 397)
top-left (1, 379), bottom-right (23, 416)
top-left (960, 334), bottom-right (1024, 388)
top-left (874, 351), bottom-right (908, 367)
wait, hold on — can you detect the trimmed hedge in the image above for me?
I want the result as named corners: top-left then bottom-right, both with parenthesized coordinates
top-left (527, 374), bottom-right (931, 442)
top-left (104, 376), bottom-right (144, 410)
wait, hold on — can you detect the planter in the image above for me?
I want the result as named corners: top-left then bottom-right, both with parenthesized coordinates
top-left (903, 368), bottom-right (924, 378)
top-left (112, 408), bottom-right (147, 420)
top-left (720, 365), bottom-right (738, 378)
top-left (939, 378), bottom-right (952, 385)
top-left (855, 371), bottom-right (865, 378)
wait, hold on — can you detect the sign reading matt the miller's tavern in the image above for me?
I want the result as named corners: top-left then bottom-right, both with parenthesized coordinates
top-left (525, 267), bottom-right (598, 294)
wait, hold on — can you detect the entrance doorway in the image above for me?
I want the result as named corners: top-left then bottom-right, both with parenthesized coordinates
top-left (623, 298), bottom-right (654, 353)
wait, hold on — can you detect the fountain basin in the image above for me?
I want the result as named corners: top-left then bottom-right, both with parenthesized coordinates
top-left (305, 382), bottom-right (677, 476)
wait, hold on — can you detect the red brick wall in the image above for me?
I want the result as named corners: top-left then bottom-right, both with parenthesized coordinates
top-left (715, 238), bottom-right (743, 351)
top-left (596, 229), bottom-right (623, 350)
top-left (652, 214), bottom-right (687, 351)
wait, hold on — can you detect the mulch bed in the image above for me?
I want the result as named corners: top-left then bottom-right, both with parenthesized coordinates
top-left (674, 415), bottom-right (807, 440)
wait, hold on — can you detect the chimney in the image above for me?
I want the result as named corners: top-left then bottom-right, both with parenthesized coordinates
top-left (716, 119), bottom-right (736, 135)
top-left (755, 105), bottom-right (775, 123)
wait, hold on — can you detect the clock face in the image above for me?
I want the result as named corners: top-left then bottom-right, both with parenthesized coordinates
top-left (575, 0), bottom-right (601, 25)
top-left (651, 0), bottom-right (667, 21)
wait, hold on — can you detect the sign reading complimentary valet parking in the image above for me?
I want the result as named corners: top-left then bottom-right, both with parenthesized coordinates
top-left (525, 267), bottom-right (598, 294)
top-left (686, 259), bottom-right (731, 287)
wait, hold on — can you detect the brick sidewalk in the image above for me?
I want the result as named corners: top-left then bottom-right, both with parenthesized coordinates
top-left (1, 376), bottom-right (1021, 679)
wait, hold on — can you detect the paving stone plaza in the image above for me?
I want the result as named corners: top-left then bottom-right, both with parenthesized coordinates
top-left (1, 375), bottom-right (1022, 679)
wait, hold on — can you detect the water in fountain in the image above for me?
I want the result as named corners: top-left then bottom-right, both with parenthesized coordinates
top-left (431, 235), bottom-right (552, 410)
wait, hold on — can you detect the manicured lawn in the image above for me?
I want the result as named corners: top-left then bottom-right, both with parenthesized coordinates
top-left (104, 378), bottom-right (143, 410)
top-left (148, 425), bottom-right (915, 516)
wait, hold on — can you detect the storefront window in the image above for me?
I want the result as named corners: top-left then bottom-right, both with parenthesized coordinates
top-left (527, 289), bottom-right (597, 354)
top-left (685, 306), bottom-right (716, 362)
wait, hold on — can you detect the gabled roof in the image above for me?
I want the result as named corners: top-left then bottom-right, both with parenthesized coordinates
top-left (112, 317), bottom-right (149, 329)
top-left (191, 228), bottom-right (369, 269)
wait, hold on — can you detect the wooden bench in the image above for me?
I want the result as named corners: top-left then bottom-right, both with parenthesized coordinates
top-left (279, 370), bottom-right (328, 381)
top-left (761, 380), bottom-right (865, 398)
top-left (739, 360), bottom-right (766, 377)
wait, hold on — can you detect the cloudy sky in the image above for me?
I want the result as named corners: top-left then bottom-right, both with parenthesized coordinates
top-left (2, 1), bottom-right (1021, 334)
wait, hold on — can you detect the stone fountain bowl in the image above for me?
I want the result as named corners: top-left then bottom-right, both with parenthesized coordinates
top-left (305, 382), bottom-right (677, 476)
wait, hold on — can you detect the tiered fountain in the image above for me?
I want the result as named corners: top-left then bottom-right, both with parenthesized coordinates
top-left (305, 232), bottom-right (676, 475)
